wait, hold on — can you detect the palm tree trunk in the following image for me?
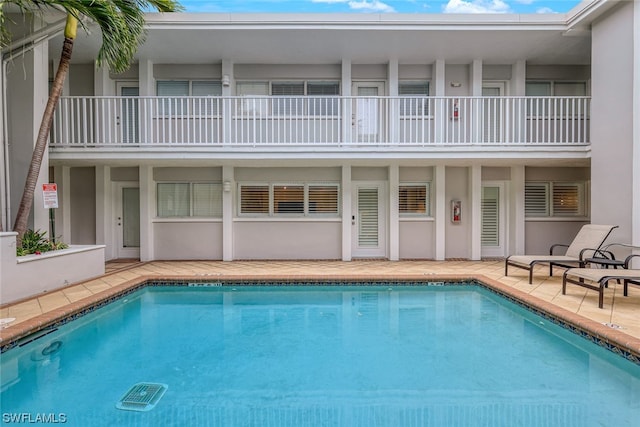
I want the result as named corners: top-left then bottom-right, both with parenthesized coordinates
top-left (12, 33), bottom-right (74, 243)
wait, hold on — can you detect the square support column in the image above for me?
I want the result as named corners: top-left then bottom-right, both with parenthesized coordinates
top-left (342, 164), bottom-right (352, 261)
top-left (139, 165), bottom-right (154, 261)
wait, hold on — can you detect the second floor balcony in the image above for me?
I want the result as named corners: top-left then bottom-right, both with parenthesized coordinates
top-left (50, 96), bottom-right (590, 153)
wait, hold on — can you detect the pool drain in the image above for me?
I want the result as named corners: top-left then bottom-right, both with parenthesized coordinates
top-left (116, 383), bottom-right (168, 412)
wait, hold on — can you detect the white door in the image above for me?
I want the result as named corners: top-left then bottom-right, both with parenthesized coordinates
top-left (481, 83), bottom-right (504, 143)
top-left (352, 82), bottom-right (385, 143)
top-left (481, 182), bottom-right (506, 257)
top-left (352, 182), bottom-right (386, 258)
top-left (117, 82), bottom-right (139, 144)
top-left (114, 182), bottom-right (140, 259)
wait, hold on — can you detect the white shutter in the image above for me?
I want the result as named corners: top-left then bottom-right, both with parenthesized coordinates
top-left (552, 183), bottom-right (582, 216)
top-left (358, 188), bottom-right (379, 247)
top-left (399, 82), bottom-right (429, 116)
top-left (272, 82), bottom-right (305, 116)
top-left (308, 185), bottom-right (339, 215)
top-left (240, 185), bottom-right (270, 215)
top-left (481, 187), bottom-right (500, 246)
top-left (273, 185), bottom-right (304, 214)
top-left (399, 184), bottom-right (429, 216)
top-left (525, 183), bottom-right (550, 217)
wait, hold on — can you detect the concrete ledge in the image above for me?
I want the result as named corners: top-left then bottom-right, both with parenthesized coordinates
top-left (0, 232), bottom-right (105, 304)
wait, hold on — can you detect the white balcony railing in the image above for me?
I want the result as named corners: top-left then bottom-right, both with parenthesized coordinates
top-left (50, 96), bottom-right (590, 148)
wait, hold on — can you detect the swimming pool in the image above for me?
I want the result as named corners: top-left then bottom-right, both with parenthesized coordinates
top-left (2, 283), bottom-right (640, 426)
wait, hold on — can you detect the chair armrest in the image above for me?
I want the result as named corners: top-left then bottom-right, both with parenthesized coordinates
top-left (580, 248), bottom-right (615, 261)
top-left (550, 244), bottom-right (569, 255)
top-left (624, 254), bottom-right (640, 269)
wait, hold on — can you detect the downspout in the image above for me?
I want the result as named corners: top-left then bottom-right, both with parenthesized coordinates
top-left (1, 19), bottom-right (65, 231)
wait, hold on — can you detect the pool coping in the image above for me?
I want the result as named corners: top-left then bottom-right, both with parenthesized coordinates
top-left (2, 273), bottom-right (640, 365)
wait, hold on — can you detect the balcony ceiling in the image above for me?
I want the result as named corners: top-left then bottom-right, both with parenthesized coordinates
top-left (50, 13), bottom-right (592, 66)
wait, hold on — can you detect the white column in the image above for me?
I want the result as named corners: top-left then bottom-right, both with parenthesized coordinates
top-left (388, 59), bottom-right (399, 143)
top-left (222, 165), bottom-right (234, 261)
top-left (54, 166), bottom-right (71, 245)
top-left (94, 64), bottom-right (112, 96)
top-left (511, 165), bottom-right (525, 255)
top-left (435, 164), bottom-right (446, 260)
top-left (342, 164), bottom-right (352, 261)
top-left (470, 165), bottom-right (482, 260)
top-left (32, 42), bottom-right (49, 235)
top-left (139, 59), bottom-right (154, 96)
top-left (221, 60), bottom-right (234, 145)
top-left (389, 164), bottom-right (399, 261)
top-left (471, 60), bottom-right (483, 143)
top-left (95, 166), bottom-right (111, 260)
top-left (341, 59), bottom-right (352, 144)
top-left (139, 165), bottom-right (154, 261)
top-left (511, 60), bottom-right (526, 96)
top-left (434, 59), bottom-right (446, 143)
top-left (471, 59), bottom-right (483, 96)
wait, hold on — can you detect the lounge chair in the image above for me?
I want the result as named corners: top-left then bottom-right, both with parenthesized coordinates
top-left (504, 224), bottom-right (618, 284)
top-left (562, 254), bottom-right (640, 308)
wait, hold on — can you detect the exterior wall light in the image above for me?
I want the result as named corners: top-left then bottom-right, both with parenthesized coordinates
top-left (223, 181), bottom-right (232, 192)
top-left (222, 75), bottom-right (231, 87)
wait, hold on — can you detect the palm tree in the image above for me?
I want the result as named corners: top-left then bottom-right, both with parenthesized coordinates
top-left (3, 0), bottom-right (182, 242)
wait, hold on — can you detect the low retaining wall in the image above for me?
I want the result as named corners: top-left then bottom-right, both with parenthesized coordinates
top-left (0, 232), bottom-right (105, 305)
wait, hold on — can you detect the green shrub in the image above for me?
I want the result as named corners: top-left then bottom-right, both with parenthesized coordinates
top-left (16, 229), bottom-right (69, 256)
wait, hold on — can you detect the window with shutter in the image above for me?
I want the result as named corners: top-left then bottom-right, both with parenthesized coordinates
top-left (274, 185), bottom-right (304, 214)
top-left (238, 182), bottom-right (340, 217)
top-left (240, 185), bottom-right (270, 215)
top-left (552, 183), bottom-right (583, 216)
top-left (525, 183), bottom-right (549, 217)
top-left (399, 184), bottom-right (430, 216)
top-left (399, 81), bottom-right (429, 116)
top-left (272, 82), bottom-right (305, 115)
top-left (157, 81), bottom-right (189, 115)
top-left (525, 181), bottom-right (585, 218)
top-left (308, 82), bottom-right (340, 116)
top-left (308, 185), bottom-right (339, 214)
top-left (192, 81), bottom-right (222, 116)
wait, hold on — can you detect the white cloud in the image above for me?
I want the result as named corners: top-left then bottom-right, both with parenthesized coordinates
top-left (312, 0), bottom-right (396, 12)
top-left (514, 0), bottom-right (535, 4)
top-left (349, 0), bottom-right (395, 12)
top-left (443, 0), bottom-right (512, 14)
top-left (536, 7), bottom-right (558, 13)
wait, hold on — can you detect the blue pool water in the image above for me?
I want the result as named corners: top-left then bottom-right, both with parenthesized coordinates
top-left (2, 284), bottom-right (640, 426)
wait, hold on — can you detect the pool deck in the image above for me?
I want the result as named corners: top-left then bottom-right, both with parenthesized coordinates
top-left (2, 259), bottom-right (640, 358)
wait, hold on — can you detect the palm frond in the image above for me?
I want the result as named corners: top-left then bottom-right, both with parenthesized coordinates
top-left (2, 0), bottom-right (183, 72)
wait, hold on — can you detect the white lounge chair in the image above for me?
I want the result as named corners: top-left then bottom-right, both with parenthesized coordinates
top-left (504, 224), bottom-right (618, 284)
top-left (562, 254), bottom-right (640, 308)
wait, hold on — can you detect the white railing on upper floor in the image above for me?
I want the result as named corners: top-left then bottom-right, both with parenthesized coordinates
top-left (50, 96), bottom-right (590, 148)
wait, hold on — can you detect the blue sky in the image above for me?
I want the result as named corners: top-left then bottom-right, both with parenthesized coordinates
top-left (179, 0), bottom-right (585, 14)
